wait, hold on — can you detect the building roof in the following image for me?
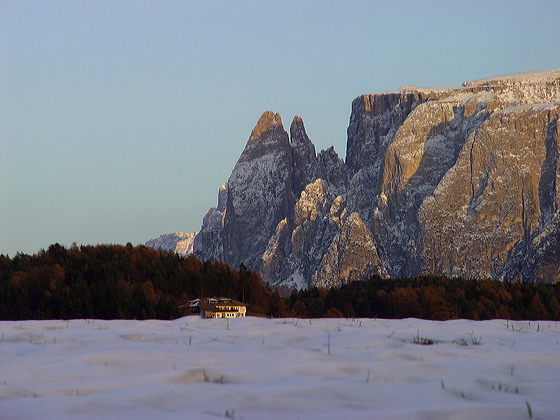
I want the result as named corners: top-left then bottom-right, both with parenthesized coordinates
top-left (196, 297), bottom-right (247, 313)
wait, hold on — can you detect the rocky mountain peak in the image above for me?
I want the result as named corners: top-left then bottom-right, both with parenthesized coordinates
top-left (311, 146), bottom-right (348, 196)
top-left (290, 114), bottom-right (304, 129)
top-left (290, 116), bottom-right (315, 158)
top-left (290, 115), bottom-right (316, 195)
top-left (149, 69), bottom-right (560, 287)
top-left (249, 111), bottom-right (284, 143)
top-left (222, 111), bottom-right (294, 268)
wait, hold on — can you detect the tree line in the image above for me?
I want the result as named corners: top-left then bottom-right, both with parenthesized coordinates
top-left (1, 243), bottom-right (559, 320)
top-left (280, 276), bottom-right (560, 320)
top-left (0, 243), bottom-right (268, 320)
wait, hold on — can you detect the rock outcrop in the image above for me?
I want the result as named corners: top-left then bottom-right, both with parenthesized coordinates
top-left (193, 183), bottom-right (228, 260)
top-left (222, 112), bottom-right (295, 270)
top-left (150, 69), bottom-right (560, 287)
top-left (145, 232), bottom-right (197, 255)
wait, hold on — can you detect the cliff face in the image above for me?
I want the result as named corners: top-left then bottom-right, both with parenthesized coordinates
top-left (347, 70), bottom-right (560, 284)
top-left (152, 69), bottom-right (560, 287)
top-left (417, 103), bottom-right (559, 280)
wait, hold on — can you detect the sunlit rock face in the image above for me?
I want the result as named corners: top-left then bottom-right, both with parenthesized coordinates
top-left (348, 70), bottom-right (560, 283)
top-left (158, 69), bottom-right (560, 287)
top-left (417, 102), bottom-right (559, 280)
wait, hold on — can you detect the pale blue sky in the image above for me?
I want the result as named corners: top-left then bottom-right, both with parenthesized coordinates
top-left (1, 0), bottom-right (559, 256)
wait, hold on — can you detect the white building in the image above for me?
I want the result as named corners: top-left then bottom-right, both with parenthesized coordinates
top-left (194, 297), bottom-right (247, 319)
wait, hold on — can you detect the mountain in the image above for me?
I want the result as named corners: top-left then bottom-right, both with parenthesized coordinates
top-left (148, 69), bottom-right (560, 288)
top-left (145, 232), bottom-right (197, 255)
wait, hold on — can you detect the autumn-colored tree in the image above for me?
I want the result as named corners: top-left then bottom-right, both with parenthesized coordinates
top-left (388, 287), bottom-right (421, 318)
top-left (420, 286), bottom-right (454, 320)
top-left (269, 289), bottom-right (288, 317)
top-left (528, 293), bottom-right (549, 320)
top-left (324, 307), bottom-right (344, 318)
top-left (291, 299), bottom-right (308, 318)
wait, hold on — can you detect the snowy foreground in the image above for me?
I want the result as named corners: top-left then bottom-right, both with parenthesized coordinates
top-left (1, 317), bottom-right (559, 420)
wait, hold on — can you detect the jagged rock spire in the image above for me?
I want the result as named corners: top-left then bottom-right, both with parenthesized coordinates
top-left (290, 116), bottom-right (316, 196)
top-left (249, 111), bottom-right (283, 143)
top-left (223, 111), bottom-right (293, 269)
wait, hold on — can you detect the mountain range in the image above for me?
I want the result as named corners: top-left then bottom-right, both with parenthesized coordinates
top-left (147, 69), bottom-right (560, 288)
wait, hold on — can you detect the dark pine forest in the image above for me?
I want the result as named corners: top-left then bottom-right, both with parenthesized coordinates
top-left (1, 243), bottom-right (559, 321)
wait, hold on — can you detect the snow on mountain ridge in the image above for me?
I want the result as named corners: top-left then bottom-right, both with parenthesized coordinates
top-left (145, 232), bottom-right (197, 255)
top-left (461, 69), bottom-right (560, 104)
top-left (463, 69), bottom-right (560, 85)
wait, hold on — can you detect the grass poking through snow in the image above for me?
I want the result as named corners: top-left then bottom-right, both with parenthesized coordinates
top-left (411, 330), bottom-right (437, 345)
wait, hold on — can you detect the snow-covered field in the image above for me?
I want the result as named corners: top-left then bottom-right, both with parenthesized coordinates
top-left (1, 316), bottom-right (559, 420)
